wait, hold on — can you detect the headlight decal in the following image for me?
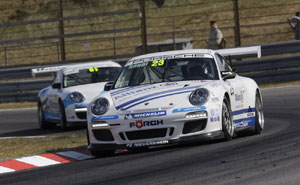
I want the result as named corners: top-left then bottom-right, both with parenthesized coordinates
top-left (189, 88), bottom-right (209, 106)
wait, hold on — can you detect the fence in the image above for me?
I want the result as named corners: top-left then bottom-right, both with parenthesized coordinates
top-left (0, 0), bottom-right (300, 67)
top-left (1, 40), bottom-right (300, 103)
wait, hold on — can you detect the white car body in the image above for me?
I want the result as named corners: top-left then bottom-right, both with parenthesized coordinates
top-left (36, 61), bottom-right (122, 130)
top-left (87, 48), bottom-right (264, 156)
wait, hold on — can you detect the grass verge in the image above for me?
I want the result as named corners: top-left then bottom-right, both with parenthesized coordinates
top-left (0, 134), bottom-right (87, 161)
top-left (0, 102), bottom-right (36, 109)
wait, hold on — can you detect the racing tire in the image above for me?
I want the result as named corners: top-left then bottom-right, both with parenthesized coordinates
top-left (222, 97), bottom-right (234, 141)
top-left (37, 101), bottom-right (50, 129)
top-left (90, 150), bottom-right (116, 158)
top-left (58, 101), bottom-right (67, 131)
top-left (254, 92), bottom-right (264, 134)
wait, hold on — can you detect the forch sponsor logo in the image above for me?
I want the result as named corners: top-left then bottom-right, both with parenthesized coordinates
top-left (130, 120), bottom-right (164, 128)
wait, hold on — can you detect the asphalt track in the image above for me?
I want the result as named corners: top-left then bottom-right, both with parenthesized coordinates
top-left (0, 108), bottom-right (85, 138)
top-left (1, 85), bottom-right (300, 185)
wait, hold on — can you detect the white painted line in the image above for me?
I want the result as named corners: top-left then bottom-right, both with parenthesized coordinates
top-left (0, 107), bottom-right (36, 112)
top-left (57, 151), bottom-right (94, 161)
top-left (16, 155), bottom-right (60, 167)
top-left (0, 136), bottom-right (46, 140)
top-left (0, 166), bottom-right (15, 174)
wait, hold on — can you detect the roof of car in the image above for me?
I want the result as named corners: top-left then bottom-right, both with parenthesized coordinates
top-left (129, 49), bottom-right (214, 61)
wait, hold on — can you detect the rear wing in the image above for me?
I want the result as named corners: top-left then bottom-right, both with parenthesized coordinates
top-left (217, 46), bottom-right (261, 59)
top-left (31, 66), bottom-right (65, 77)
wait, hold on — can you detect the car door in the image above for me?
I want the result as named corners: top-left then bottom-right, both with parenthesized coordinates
top-left (215, 54), bottom-right (246, 112)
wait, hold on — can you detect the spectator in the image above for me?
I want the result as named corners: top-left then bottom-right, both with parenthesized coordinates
top-left (207, 21), bottom-right (225, 49)
top-left (288, 12), bottom-right (300, 40)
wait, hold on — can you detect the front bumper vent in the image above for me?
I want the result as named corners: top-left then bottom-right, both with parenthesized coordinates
top-left (183, 119), bottom-right (207, 134)
top-left (124, 128), bottom-right (168, 140)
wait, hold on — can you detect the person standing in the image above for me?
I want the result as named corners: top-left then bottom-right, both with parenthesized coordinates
top-left (288, 12), bottom-right (300, 40)
top-left (207, 20), bottom-right (225, 49)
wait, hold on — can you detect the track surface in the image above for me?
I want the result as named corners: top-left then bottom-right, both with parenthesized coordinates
top-left (0, 108), bottom-right (85, 138)
top-left (1, 85), bottom-right (300, 185)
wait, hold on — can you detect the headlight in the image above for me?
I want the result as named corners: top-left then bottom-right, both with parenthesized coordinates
top-left (70, 92), bottom-right (85, 103)
top-left (189, 88), bottom-right (209, 106)
top-left (91, 98), bottom-right (109, 115)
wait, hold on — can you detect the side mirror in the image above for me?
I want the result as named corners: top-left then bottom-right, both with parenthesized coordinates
top-left (52, 83), bottom-right (61, 89)
top-left (104, 82), bottom-right (114, 91)
top-left (221, 71), bottom-right (236, 80)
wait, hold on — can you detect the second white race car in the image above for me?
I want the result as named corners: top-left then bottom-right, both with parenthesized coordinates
top-left (35, 61), bottom-right (121, 130)
top-left (87, 48), bottom-right (264, 156)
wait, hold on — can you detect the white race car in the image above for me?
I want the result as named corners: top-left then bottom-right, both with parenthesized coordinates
top-left (35, 61), bottom-right (122, 130)
top-left (87, 48), bottom-right (264, 156)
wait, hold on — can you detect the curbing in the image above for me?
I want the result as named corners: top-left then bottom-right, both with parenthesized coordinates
top-left (0, 150), bottom-right (94, 174)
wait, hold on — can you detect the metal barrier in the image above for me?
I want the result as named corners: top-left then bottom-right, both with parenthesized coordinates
top-left (1, 40), bottom-right (300, 103)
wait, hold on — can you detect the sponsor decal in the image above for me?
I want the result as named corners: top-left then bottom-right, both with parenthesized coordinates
top-left (235, 91), bottom-right (244, 101)
top-left (75, 103), bottom-right (88, 108)
top-left (234, 122), bottom-right (249, 129)
top-left (91, 115), bottom-right (119, 121)
top-left (247, 112), bottom-right (255, 117)
top-left (234, 117), bottom-right (255, 128)
top-left (124, 110), bottom-right (166, 120)
top-left (210, 108), bottom-right (220, 116)
top-left (126, 140), bottom-right (169, 148)
top-left (172, 106), bottom-right (206, 113)
top-left (125, 53), bottom-right (210, 67)
top-left (130, 120), bottom-right (164, 129)
top-left (210, 116), bottom-right (220, 122)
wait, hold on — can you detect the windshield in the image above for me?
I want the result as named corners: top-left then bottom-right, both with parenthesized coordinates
top-left (63, 67), bottom-right (121, 88)
top-left (113, 57), bottom-right (218, 89)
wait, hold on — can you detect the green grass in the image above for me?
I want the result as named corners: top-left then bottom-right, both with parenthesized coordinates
top-left (0, 134), bottom-right (87, 160)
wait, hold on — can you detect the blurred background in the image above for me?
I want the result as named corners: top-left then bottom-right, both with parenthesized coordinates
top-left (0, 0), bottom-right (298, 67)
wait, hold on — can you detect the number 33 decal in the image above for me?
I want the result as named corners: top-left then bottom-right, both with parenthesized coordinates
top-left (152, 60), bottom-right (165, 67)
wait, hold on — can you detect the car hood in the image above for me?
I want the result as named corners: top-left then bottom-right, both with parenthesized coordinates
top-left (109, 80), bottom-right (217, 112)
top-left (64, 82), bottom-right (106, 102)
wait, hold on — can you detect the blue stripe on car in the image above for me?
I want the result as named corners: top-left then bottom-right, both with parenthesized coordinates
top-left (115, 85), bottom-right (201, 110)
top-left (232, 108), bottom-right (255, 116)
top-left (122, 90), bottom-right (194, 110)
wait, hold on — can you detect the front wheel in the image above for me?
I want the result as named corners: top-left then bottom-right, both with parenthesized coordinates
top-left (254, 92), bottom-right (264, 134)
top-left (38, 101), bottom-right (49, 129)
top-left (222, 97), bottom-right (234, 141)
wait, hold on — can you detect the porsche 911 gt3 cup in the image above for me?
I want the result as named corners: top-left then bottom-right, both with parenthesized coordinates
top-left (35, 61), bottom-right (121, 130)
top-left (87, 48), bottom-right (264, 156)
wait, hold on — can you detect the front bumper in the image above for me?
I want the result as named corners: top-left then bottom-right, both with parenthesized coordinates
top-left (88, 130), bottom-right (224, 151)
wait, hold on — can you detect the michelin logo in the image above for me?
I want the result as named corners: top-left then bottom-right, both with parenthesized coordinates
top-left (125, 110), bottom-right (166, 120)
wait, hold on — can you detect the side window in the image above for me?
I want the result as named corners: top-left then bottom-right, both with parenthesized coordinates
top-left (215, 54), bottom-right (232, 72)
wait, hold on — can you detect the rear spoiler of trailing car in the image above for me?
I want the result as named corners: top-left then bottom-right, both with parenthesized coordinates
top-left (217, 46), bottom-right (261, 59)
top-left (31, 66), bottom-right (65, 77)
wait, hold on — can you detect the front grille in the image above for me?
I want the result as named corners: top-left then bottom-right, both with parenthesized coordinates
top-left (76, 112), bottom-right (86, 119)
top-left (125, 128), bottom-right (167, 140)
top-left (93, 129), bottom-right (114, 141)
top-left (183, 119), bottom-right (207, 134)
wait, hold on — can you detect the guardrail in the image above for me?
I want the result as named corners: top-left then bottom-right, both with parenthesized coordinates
top-left (1, 40), bottom-right (300, 103)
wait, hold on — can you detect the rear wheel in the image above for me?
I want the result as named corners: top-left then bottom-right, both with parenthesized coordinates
top-left (222, 97), bottom-right (234, 141)
top-left (38, 101), bottom-right (49, 129)
top-left (58, 101), bottom-right (67, 131)
top-left (254, 92), bottom-right (264, 134)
